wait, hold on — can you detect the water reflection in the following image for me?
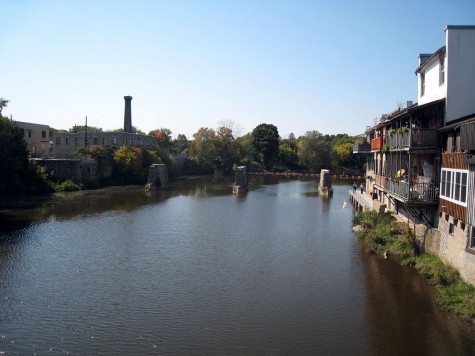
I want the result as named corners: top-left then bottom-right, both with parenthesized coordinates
top-left (0, 177), bottom-right (474, 354)
top-left (361, 248), bottom-right (475, 355)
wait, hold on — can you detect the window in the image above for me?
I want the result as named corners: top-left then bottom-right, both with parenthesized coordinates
top-left (42, 130), bottom-right (46, 139)
top-left (421, 73), bottom-right (425, 96)
top-left (440, 168), bottom-right (468, 206)
top-left (449, 223), bottom-right (455, 235)
top-left (470, 226), bottom-right (475, 248)
top-left (65, 137), bottom-right (69, 145)
top-left (27, 131), bottom-right (32, 139)
top-left (93, 137), bottom-right (98, 145)
top-left (103, 137), bottom-right (107, 144)
top-left (113, 137), bottom-right (117, 145)
top-left (439, 57), bottom-right (445, 85)
top-left (56, 137), bottom-right (61, 144)
top-left (75, 137), bottom-right (78, 145)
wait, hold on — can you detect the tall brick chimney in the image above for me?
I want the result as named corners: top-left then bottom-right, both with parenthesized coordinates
top-left (124, 96), bottom-right (133, 133)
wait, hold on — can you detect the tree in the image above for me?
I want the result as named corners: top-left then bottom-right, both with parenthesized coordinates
top-left (215, 125), bottom-right (238, 173)
top-left (0, 100), bottom-right (52, 198)
top-left (188, 127), bottom-right (218, 173)
top-left (149, 128), bottom-right (172, 148)
top-left (70, 125), bottom-right (102, 133)
top-left (113, 146), bottom-right (145, 184)
top-left (278, 133), bottom-right (299, 170)
top-left (109, 126), bottom-right (145, 135)
top-left (251, 123), bottom-right (279, 169)
top-left (173, 134), bottom-right (189, 153)
top-left (0, 97), bottom-right (9, 116)
top-left (297, 130), bottom-right (332, 172)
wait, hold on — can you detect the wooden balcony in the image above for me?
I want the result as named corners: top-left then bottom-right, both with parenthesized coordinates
top-left (386, 128), bottom-right (437, 150)
top-left (371, 137), bottom-right (383, 151)
top-left (353, 142), bottom-right (371, 154)
top-left (374, 174), bottom-right (438, 203)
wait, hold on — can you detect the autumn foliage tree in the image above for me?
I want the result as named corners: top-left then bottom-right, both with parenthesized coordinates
top-left (113, 146), bottom-right (145, 184)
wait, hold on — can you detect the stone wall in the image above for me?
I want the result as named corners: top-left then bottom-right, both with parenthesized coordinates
top-left (35, 159), bottom-right (100, 185)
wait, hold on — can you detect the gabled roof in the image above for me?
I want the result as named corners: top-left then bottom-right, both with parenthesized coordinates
top-left (415, 46), bottom-right (446, 74)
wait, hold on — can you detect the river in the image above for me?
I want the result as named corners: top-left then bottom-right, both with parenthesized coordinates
top-left (0, 176), bottom-right (474, 355)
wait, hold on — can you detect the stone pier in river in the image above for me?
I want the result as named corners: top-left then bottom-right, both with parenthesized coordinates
top-left (318, 169), bottom-right (333, 196)
top-left (146, 164), bottom-right (168, 191)
top-left (233, 166), bottom-right (248, 193)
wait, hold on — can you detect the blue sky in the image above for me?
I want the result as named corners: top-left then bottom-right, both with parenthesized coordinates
top-left (1, 0), bottom-right (474, 139)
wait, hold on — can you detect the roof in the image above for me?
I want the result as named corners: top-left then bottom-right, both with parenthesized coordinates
top-left (415, 46), bottom-right (446, 74)
top-left (438, 112), bottom-right (475, 132)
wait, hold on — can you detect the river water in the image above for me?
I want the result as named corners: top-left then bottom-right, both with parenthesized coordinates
top-left (0, 176), bottom-right (474, 355)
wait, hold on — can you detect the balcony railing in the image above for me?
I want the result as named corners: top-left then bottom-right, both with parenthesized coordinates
top-left (374, 175), bottom-right (438, 202)
top-left (386, 128), bottom-right (437, 149)
top-left (353, 142), bottom-right (371, 153)
top-left (371, 137), bottom-right (383, 151)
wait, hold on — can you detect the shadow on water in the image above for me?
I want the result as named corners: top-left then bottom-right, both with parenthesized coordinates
top-left (360, 242), bottom-right (475, 355)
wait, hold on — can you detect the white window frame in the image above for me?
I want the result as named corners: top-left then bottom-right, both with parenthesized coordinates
top-left (440, 168), bottom-right (468, 206)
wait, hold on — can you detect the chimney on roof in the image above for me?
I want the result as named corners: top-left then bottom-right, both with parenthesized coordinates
top-left (407, 101), bottom-right (413, 108)
top-left (124, 96), bottom-right (132, 133)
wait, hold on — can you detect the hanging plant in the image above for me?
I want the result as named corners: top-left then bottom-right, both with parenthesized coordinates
top-left (386, 128), bottom-right (396, 136)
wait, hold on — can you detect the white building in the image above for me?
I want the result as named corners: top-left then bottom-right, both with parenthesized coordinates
top-left (416, 25), bottom-right (475, 124)
top-left (355, 25), bottom-right (475, 285)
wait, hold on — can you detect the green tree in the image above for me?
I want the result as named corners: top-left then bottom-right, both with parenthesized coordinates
top-left (70, 125), bottom-right (102, 133)
top-left (251, 123), bottom-right (279, 169)
top-left (113, 146), bottom-right (145, 184)
top-left (297, 130), bottom-right (332, 172)
top-left (188, 127), bottom-right (218, 173)
top-left (235, 133), bottom-right (254, 164)
top-left (109, 126), bottom-right (145, 135)
top-left (0, 97), bottom-right (9, 116)
top-left (173, 134), bottom-right (189, 153)
top-left (0, 100), bottom-right (52, 198)
top-left (278, 133), bottom-right (299, 170)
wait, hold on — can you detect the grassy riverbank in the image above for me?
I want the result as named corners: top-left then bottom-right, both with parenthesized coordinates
top-left (353, 210), bottom-right (475, 322)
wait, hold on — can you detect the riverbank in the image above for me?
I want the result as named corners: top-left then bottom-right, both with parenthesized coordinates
top-left (353, 210), bottom-right (475, 323)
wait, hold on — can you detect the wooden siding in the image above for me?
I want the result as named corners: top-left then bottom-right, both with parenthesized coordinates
top-left (441, 152), bottom-right (469, 170)
top-left (439, 197), bottom-right (467, 222)
top-left (461, 121), bottom-right (475, 151)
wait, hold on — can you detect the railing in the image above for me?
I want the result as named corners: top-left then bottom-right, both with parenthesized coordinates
top-left (349, 190), bottom-right (371, 211)
top-left (386, 128), bottom-right (437, 149)
top-left (371, 137), bottom-right (383, 151)
top-left (353, 142), bottom-right (371, 153)
top-left (375, 175), bottom-right (387, 188)
top-left (386, 132), bottom-right (409, 148)
top-left (375, 175), bottom-right (438, 202)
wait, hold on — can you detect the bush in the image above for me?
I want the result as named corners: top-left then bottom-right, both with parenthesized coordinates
top-left (54, 179), bottom-right (82, 192)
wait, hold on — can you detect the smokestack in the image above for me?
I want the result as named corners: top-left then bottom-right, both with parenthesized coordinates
top-left (124, 96), bottom-right (132, 133)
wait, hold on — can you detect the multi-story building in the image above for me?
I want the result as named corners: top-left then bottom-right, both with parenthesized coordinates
top-left (354, 25), bottom-right (475, 284)
top-left (53, 131), bottom-right (158, 159)
top-left (14, 121), bottom-right (50, 158)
